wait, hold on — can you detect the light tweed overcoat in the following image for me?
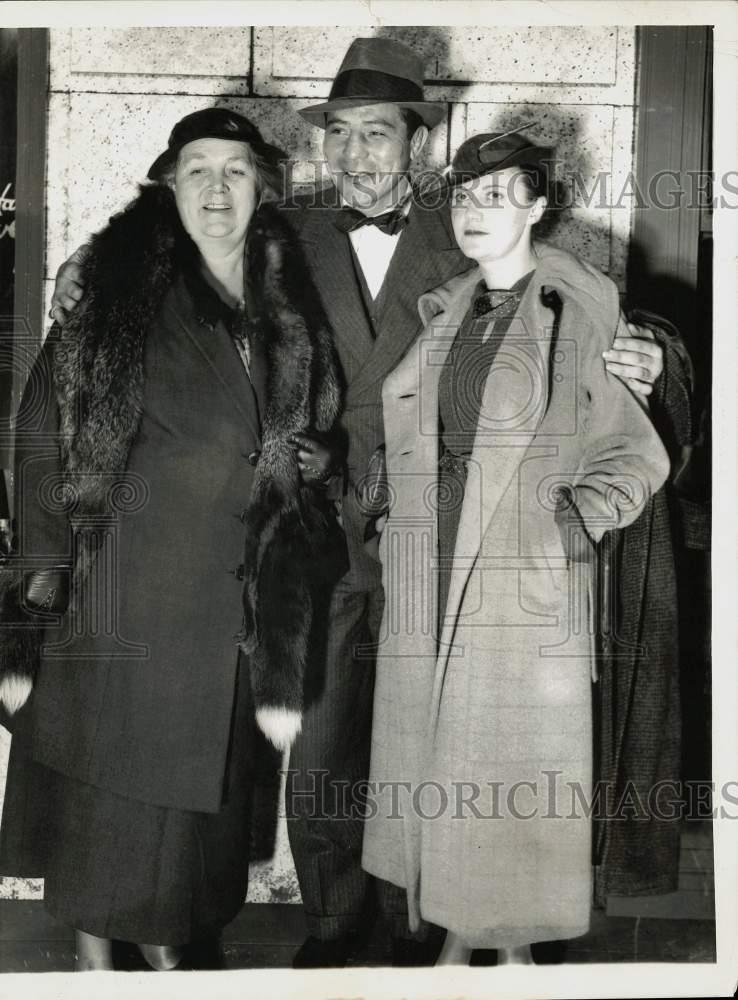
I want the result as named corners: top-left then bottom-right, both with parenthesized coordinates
top-left (362, 243), bottom-right (670, 948)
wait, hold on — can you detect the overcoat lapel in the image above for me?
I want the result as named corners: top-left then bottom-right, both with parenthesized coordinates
top-left (432, 277), bottom-right (554, 717)
top-left (298, 206), bottom-right (375, 373)
top-left (166, 296), bottom-right (262, 444)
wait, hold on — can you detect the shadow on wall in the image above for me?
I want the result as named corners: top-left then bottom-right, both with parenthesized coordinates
top-left (374, 24), bottom-right (452, 77)
top-left (457, 104), bottom-right (596, 246)
top-left (376, 26), bottom-right (457, 176)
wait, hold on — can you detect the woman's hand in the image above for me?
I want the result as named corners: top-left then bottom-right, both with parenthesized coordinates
top-left (602, 323), bottom-right (664, 397)
top-left (49, 244), bottom-right (91, 326)
top-left (289, 432), bottom-right (338, 485)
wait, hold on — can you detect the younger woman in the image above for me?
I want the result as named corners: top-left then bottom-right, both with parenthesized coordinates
top-left (362, 130), bottom-right (670, 965)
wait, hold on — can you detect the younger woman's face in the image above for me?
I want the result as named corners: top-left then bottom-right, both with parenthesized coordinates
top-left (451, 168), bottom-right (546, 263)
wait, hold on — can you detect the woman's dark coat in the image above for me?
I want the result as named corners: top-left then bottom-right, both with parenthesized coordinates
top-left (0, 185), bottom-right (341, 812)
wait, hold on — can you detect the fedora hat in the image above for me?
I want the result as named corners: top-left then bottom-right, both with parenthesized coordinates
top-left (298, 37), bottom-right (445, 130)
top-left (147, 107), bottom-right (286, 181)
top-left (446, 125), bottom-right (554, 186)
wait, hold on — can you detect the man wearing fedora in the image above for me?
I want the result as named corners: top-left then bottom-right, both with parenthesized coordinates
top-left (282, 37), bottom-right (469, 968)
top-left (49, 35), bottom-right (668, 969)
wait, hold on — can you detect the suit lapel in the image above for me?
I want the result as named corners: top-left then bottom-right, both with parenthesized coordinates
top-left (298, 205), bottom-right (375, 376)
top-left (352, 203), bottom-right (468, 398)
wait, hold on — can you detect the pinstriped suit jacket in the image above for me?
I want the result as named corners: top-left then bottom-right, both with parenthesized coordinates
top-left (287, 186), bottom-right (470, 592)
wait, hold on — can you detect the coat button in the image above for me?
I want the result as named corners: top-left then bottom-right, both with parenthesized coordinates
top-left (247, 450), bottom-right (261, 466)
top-left (234, 563), bottom-right (244, 582)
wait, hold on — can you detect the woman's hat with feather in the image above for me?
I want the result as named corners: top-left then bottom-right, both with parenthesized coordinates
top-left (444, 123), bottom-right (554, 187)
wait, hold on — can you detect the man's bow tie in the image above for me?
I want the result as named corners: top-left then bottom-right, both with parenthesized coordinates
top-left (333, 205), bottom-right (409, 237)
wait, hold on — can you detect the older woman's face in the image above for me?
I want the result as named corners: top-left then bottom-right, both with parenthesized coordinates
top-left (173, 138), bottom-right (258, 249)
top-left (451, 168), bottom-right (545, 263)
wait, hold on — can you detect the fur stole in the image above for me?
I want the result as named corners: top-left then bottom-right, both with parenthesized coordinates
top-left (0, 184), bottom-right (344, 750)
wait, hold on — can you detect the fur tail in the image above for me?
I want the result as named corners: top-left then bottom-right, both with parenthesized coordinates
top-left (0, 572), bottom-right (42, 717)
top-left (255, 706), bottom-right (303, 751)
top-left (240, 503), bottom-right (313, 749)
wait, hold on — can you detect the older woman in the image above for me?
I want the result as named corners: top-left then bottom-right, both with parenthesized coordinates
top-left (362, 130), bottom-right (670, 964)
top-left (0, 109), bottom-right (341, 970)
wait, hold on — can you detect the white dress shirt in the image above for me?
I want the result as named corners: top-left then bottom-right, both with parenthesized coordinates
top-left (343, 182), bottom-right (413, 300)
top-left (348, 225), bottom-right (403, 300)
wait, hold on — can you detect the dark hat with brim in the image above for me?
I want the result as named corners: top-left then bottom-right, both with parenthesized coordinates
top-left (147, 107), bottom-right (285, 181)
top-left (446, 127), bottom-right (554, 187)
top-left (298, 37), bottom-right (445, 130)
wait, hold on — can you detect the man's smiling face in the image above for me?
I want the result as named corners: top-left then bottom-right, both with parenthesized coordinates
top-left (322, 103), bottom-right (427, 215)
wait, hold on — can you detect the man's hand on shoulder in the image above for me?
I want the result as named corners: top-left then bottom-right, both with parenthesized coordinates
top-left (49, 244), bottom-right (91, 326)
top-left (602, 322), bottom-right (664, 398)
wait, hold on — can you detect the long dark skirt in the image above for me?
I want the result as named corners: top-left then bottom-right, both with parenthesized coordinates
top-left (0, 657), bottom-right (255, 945)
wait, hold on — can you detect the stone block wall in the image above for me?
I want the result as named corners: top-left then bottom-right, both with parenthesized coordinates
top-left (1, 23), bottom-right (637, 904)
